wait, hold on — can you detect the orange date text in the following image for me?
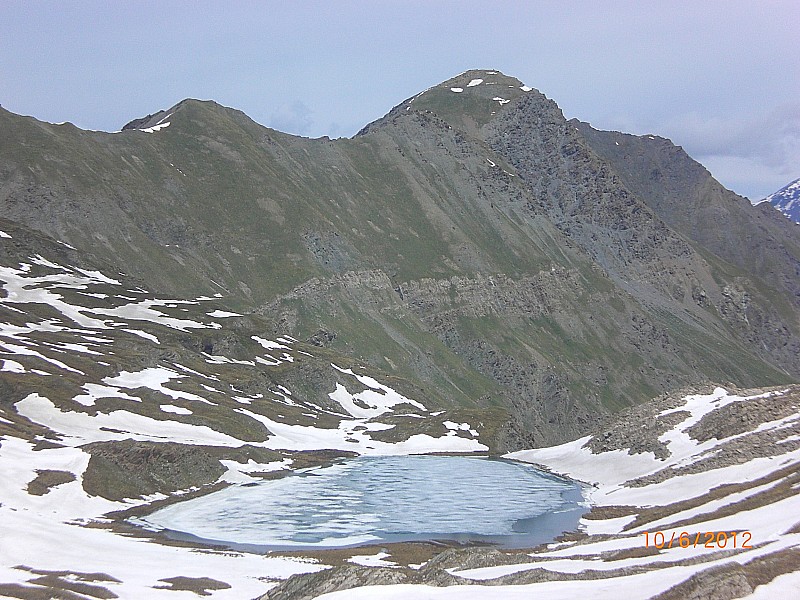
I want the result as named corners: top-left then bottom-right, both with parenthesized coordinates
top-left (641, 530), bottom-right (752, 550)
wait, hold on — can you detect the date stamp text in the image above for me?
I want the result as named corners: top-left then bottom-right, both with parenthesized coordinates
top-left (642, 531), bottom-right (752, 550)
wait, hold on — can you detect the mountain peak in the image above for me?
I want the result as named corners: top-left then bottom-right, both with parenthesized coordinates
top-left (414, 68), bottom-right (536, 108)
top-left (359, 69), bottom-right (539, 137)
top-left (441, 68), bottom-right (527, 89)
top-left (115, 98), bottom-right (293, 145)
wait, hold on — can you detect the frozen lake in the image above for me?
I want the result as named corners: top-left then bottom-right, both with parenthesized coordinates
top-left (139, 455), bottom-right (587, 550)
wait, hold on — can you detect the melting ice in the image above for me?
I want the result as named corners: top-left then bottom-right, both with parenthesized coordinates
top-left (140, 455), bottom-right (585, 549)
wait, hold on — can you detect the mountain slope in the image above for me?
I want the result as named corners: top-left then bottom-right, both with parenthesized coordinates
top-left (573, 122), bottom-right (800, 307)
top-left (0, 218), bottom-right (500, 597)
top-left (1, 70), bottom-right (799, 450)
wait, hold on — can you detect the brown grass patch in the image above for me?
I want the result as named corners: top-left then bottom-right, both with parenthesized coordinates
top-left (25, 576), bottom-right (117, 599)
top-left (601, 545), bottom-right (661, 561)
top-left (4, 567), bottom-right (121, 600)
top-left (0, 583), bottom-right (86, 599)
top-left (581, 505), bottom-right (638, 520)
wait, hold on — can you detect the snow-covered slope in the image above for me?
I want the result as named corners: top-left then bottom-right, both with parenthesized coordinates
top-left (498, 387), bottom-right (800, 596)
top-left (760, 177), bottom-right (800, 223)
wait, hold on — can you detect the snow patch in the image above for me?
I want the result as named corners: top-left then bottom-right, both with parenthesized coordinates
top-left (103, 367), bottom-right (209, 404)
top-left (348, 552), bottom-right (397, 568)
top-left (252, 336), bottom-right (290, 350)
top-left (73, 383), bottom-right (142, 407)
top-left (139, 122), bottom-right (171, 133)
top-left (219, 458), bottom-right (292, 484)
top-left (444, 421), bottom-right (479, 437)
top-left (160, 404), bottom-right (192, 415)
top-left (122, 329), bottom-right (160, 344)
top-left (1, 359), bottom-right (26, 373)
top-left (16, 393), bottom-right (246, 446)
top-left (239, 409), bottom-right (486, 455)
top-left (208, 310), bottom-right (241, 318)
top-left (329, 363), bottom-right (426, 416)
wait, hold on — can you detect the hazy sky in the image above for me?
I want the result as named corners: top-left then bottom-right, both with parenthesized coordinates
top-left (1, 1), bottom-right (797, 200)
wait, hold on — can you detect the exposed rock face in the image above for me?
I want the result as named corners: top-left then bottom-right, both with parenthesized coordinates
top-left (260, 566), bottom-right (414, 600)
top-left (260, 548), bottom-right (529, 600)
top-left (121, 110), bottom-right (169, 131)
top-left (574, 121), bottom-right (800, 309)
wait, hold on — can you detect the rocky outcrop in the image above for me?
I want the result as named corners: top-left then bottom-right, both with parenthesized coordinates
top-left (574, 121), bottom-right (800, 309)
top-left (81, 441), bottom-right (225, 501)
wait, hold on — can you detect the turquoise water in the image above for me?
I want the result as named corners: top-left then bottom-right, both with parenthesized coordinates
top-left (140, 455), bottom-right (586, 550)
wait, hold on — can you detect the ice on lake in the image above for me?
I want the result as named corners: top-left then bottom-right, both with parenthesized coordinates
top-left (139, 455), bottom-right (586, 549)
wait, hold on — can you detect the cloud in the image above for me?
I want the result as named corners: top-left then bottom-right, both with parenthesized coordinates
top-left (268, 100), bottom-right (314, 136)
top-left (666, 103), bottom-right (799, 164)
top-left (656, 102), bottom-right (800, 199)
top-left (698, 156), bottom-right (793, 201)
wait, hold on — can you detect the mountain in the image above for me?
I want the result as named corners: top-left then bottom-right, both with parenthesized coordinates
top-left (1, 69), bottom-right (798, 453)
top-left (572, 124), bottom-right (800, 304)
top-left (1, 69), bottom-right (800, 597)
top-left (761, 178), bottom-right (800, 224)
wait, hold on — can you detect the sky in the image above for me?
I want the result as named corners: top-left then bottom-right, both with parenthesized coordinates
top-left (1, 1), bottom-right (797, 200)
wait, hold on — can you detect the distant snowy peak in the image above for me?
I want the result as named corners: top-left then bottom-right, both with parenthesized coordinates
top-left (762, 177), bottom-right (800, 223)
